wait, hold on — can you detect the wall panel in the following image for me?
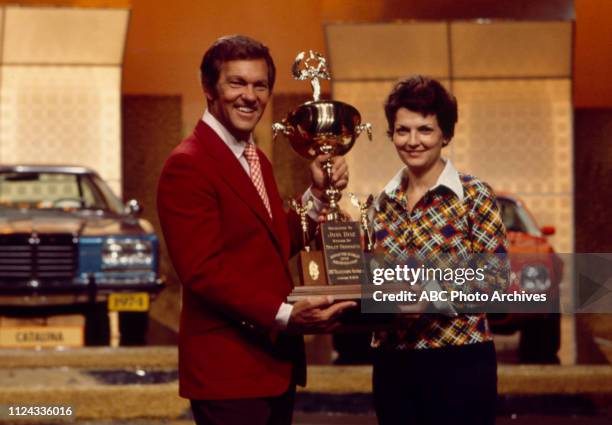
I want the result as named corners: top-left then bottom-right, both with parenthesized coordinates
top-left (0, 65), bottom-right (122, 192)
top-left (0, 6), bottom-right (128, 195)
top-left (451, 21), bottom-right (572, 78)
top-left (327, 23), bottom-right (449, 81)
top-left (2, 7), bottom-right (128, 65)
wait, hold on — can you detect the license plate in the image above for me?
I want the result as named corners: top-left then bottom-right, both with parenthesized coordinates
top-left (108, 292), bottom-right (149, 312)
top-left (0, 326), bottom-right (83, 348)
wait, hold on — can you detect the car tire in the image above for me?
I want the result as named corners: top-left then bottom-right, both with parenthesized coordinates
top-left (84, 303), bottom-right (110, 346)
top-left (518, 313), bottom-right (561, 364)
top-left (119, 312), bottom-right (149, 346)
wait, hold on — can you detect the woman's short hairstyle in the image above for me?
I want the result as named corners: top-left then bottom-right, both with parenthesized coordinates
top-left (384, 75), bottom-right (458, 141)
top-left (200, 35), bottom-right (276, 95)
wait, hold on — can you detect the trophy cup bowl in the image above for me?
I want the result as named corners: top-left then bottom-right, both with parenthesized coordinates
top-left (277, 100), bottom-right (368, 159)
top-left (273, 99), bottom-right (372, 222)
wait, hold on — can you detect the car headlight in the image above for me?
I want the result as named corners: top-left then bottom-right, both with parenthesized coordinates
top-left (102, 238), bottom-right (153, 270)
top-left (520, 265), bottom-right (551, 291)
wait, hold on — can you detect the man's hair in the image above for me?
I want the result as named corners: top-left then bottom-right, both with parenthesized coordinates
top-left (200, 35), bottom-right (276, 95)
top-left (384, 75), bottom-right (458, 141)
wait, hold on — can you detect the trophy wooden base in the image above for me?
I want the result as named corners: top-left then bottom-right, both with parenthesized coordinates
top-left (287, 284), bottom-right (362, 302)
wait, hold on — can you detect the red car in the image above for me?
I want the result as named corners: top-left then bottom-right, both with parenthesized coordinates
top-left (489, 194), bottom-right (563, 364)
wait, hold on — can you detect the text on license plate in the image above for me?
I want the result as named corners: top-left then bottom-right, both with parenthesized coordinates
top-left (108, 293), bottom-right (149, 312)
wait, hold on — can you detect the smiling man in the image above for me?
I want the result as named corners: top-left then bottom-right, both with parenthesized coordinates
top-left (157, 35), bottom-right (354, 425)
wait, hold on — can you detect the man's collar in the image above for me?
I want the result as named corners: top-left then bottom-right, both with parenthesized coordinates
top-left (375, 159), bottom-right (464, 209)
top-left (202, 109), bottom-right (254, 160)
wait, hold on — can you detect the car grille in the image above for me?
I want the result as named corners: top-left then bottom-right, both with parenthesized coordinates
top-left (0, 233), bottom-right (78, 281)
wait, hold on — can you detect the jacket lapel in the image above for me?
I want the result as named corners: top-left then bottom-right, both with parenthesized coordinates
top-left (193, 121), bottom-right (282, 250)
top-left (259, 152), bottom-right (291, 262)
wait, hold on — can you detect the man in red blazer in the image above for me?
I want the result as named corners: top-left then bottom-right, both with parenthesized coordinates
top-left (157, 35), bottom-right (354, 425)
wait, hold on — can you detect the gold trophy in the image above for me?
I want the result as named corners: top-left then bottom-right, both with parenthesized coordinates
top-left (273, 51), bottom-right (372, 301)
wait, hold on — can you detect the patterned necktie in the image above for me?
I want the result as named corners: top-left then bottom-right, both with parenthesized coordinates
top-left (243, 143), bottom-right (272, 218)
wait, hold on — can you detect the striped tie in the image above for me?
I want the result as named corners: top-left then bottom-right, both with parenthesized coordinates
top-left (244, 143), bottom-right (272, 218)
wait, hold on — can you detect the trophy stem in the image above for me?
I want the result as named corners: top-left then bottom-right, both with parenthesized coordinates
top-left (301, 215), bottom-right (311, 252)
top-left (323, 158), bottom-right (340, 222)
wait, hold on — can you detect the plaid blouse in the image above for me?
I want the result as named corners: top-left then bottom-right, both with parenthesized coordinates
top-left (371, 160), bottom-right (508, 350)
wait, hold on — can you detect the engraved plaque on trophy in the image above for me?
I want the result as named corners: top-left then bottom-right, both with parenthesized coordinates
top-left (273, 51), bottom-right (372, 301)
top-left (320, 221), bottom-right (368, 286)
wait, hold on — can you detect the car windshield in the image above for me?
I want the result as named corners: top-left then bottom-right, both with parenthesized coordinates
top-left (0, 171), bottom-right (123, 214)
top-left (497, 197), bottom-right (541, 236)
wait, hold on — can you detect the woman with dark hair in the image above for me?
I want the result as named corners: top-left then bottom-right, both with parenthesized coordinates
top-left (371, 75), bottom-right (508, 425)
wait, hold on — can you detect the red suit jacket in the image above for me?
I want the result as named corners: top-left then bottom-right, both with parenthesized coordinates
top-left (157, 121), bottom-right (306, 400)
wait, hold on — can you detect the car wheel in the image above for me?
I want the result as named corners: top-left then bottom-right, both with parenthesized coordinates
top-left (119, 312), bottom-right (149, 346)
top-left (518, 313), bottom-right (561, 364)
top-left (84, 303), bottom-right (110, 346)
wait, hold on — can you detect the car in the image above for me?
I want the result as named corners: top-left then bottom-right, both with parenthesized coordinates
top-left (332, 193), bottom-right (563, 365)
top-left (0, 165), bottom-right (164, 346)
top-left (489, 194), bottom-right (563, 364)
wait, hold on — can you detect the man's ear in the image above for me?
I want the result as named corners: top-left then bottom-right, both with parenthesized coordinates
top-left (202, 83), bottom-right (216, 102)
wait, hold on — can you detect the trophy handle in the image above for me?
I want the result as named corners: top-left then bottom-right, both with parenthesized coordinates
top-left (291, 51), bottom-right (307, 79)
top-left (355, 123), bottom-right (373, 141)
top-left (272, 122), bottom-right (291, 140)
